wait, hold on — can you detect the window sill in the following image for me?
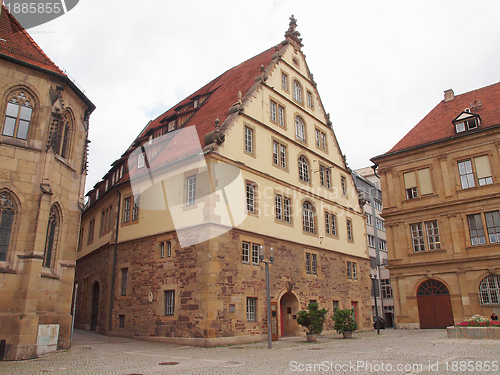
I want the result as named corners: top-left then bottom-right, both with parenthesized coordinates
top-left (41, 268), bottom-right (61, 280)
top-left (409, 248), bottom-right (446, 256)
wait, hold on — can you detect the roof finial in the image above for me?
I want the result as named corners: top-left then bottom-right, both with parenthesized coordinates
top-left (285, 15), bottom-right (303, 48)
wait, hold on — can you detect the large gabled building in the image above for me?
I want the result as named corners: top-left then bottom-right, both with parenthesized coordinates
top-left (75, 17), bottom-right (371, 346)
top-left (372, 83), bottom-right (500, 329)
top-left (0, 7), bottom-right (94, 360)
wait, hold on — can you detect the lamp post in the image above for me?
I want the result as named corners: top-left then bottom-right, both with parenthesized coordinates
top-left (371, 273), bottom-right (380, 335)
top-left (260, 246), bottom-right (274, 349)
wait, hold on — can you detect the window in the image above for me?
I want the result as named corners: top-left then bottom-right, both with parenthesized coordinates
top-left (278, 105), bottom-right (285, 127)
top-left (295, 116), bottom-right (306, 143)
top-left (366, 214), bottom-right (373, 226)
top-left (467, 212), bottom-right (500, 246)
top-left (43, 205), bottom-right (60, 268)
top-left (302, 202), bottom-right (315, 234)
top-left (187, 176), bottom-right (196, 206)
top-left (374, 199), bottom-right (382, 211)
top-left (119, 315), bottom-right (125, 328)
top-left (270, 101), bottom-right (285, 127)
top-left (479, 275), bottom-right (500, 305)
top-left (2, 90), bottom-right (33, 140)
top-left (454, 113), bottom-right (480, 133)
top-left (315, 129), bottom-right (327, 151)
top-left (160, 241), bottom-right (172, 258)
top-left (281, 72), bottom-right (288, 91)
top-left (242, 241), bottom-right (250, 263)
top-left (246, 182), bottom-right (257, 214)
top-left (275, 194), bottom-right (291, 223)
top-left (100, 205), bottom-right (113, 235)
top-left (425, 220), bottom-right (441, 250)
top-left (319, 165), bottom-right (331, 188)
top-left (458, 156), bottom-right (493, 189)
top-left (298, 156), bottom-right (310, 183)
top-left (120, 268), bottom-right (128, 296)
top-left (247, 297), bottom-right (257, 321)
top-left (138, 153), bottom-right (145, 169)
top-left (0, 191), bottom-right (16, 262)
top-left (332, 300), bottom-right (339, 310)
top-left (272, 141), bottom-right (287, 169)
top-left (88, 218), bottom-right (95, 244)
top-left (325, 212), bottom-right (337, 236)
top-left (467, 214), bottom-right (486, 245)
top-left (381, 279), bottom-right (392, 298)
top-left (164, 290), bottom-right (175, 316)
top-left (311, 253), bottom-right (317, 274)
top-left (378, 239), bottom-right (387, 251)
top-left (346, 219), bottom-right (353, 241)
top-left (410, 220), bottom-right (441, 251)
top-left (123, 197), bottom-right (131, 223)
top-left (54, 112), bottom-right (72, 158)
top-left (270, 101), bottom-right (277, 122)
top-left (132, 195), bottom-right (139, 221)
top-left (347, 261), bottom-right (357, 279)
top-left (368, 234), bottom-right (375, 247)
top-left (244, 126), bottom-right (253, 154)
top-left (167, 120), bottom-right (176, 132)
top-left (306, 252), bottom-right (311, 273)
top-left (403, 168), bottom-right (433, 199)
top-left (293, 80), bottom-right (302, 104)
top-left (485, 211), bottom-right (500, 243)
top-left (376, 218), bottom-right (385, 231)
top-left (307, 91), bottom-right (313, 108)
top-left (251, 243), bottom-right (260, 265)
top-left (341, 176), bottom-right (347, 196)
top-left (242, 242), bottom-right (260, 265)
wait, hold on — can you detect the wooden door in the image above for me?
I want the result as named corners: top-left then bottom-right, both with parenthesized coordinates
top-left (417, 280), bottom-right (454, 329)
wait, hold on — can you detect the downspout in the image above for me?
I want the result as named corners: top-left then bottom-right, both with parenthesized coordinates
top-left (108, 188), bottom-right (121, 332)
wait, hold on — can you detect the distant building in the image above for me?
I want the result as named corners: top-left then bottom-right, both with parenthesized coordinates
top-left (372, 83), bottom-right (500, 329)
top-left (0, 7), bottom-right (94, 360)
top-left (353, 167), bottom-right (393, 327)
top-left (74, 17), bottom-right (372, 346)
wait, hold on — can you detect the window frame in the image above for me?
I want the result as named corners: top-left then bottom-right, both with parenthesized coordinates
top-left (2, 90), bottom-right (35, 141)
top-left (164, 290), bottom-right (175, 316)
top-left (294, 116), bottom-right (306, 143)
top-left (325, 211), bottom-right (337, 237)
top-left (43, 205), bottom-right (60, 269)
top-left (272, 139), bottom-right (288, 170)
top-left (302, 201), bottom-right (315, 234)
top-left (186, 175), bottom-right (197, 206)
top-left (244, 125), bottom-right (254, 155)
top-left (246, 297), bottom-right (257, 322)
top-left (458, 155), bottom-right (493, 189)
top-left (346, 218), bottom-right (353, 242)
top-left (0, 190), bottom-right (17, 262)
top-left (292, 80), bottom-right (303, 104)
top-left (275, 193), bottom-right (292, 225)
top-left (298, 155), bottom-right (310, 184)
top-left (479, 275), bottom-right (500, 305)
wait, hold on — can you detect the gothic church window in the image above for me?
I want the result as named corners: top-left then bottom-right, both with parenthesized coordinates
top-left (2, 90), bottom-right (34, 140)
top-left (0, 191), bottom-right (17, 262)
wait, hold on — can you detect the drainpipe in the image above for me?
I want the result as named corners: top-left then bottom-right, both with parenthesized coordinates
top-left (108, 188), bottom-right (121, 332)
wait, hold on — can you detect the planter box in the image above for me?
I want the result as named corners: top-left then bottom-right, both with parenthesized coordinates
top-left (447, 326), bottom-right (500, 340)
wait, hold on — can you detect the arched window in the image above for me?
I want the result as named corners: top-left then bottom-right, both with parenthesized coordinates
top-left (417, 279), bottom-right (449, 295)
top-left (0, 191), bottom-right (17, 261)
top-left (298, 155), bottom-right (309, 183)
top-left (302, 201), bottom-right (315, 233)
top-left (2, 90), bottom-right (34, 140)
top-left (293, 80), bottom-right (302, 104)
top-left (295, 116), bottom-right (306, 143)
top-left (43, 205), bottom-right (60, 268)
top-left (479, 275), bottom-right (500, 305)
top-left (55, 111), bottom-right (72, 158)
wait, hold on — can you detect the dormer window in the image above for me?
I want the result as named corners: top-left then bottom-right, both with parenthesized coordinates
top-left (453, 110), bottom-right (480, 134)
top-left (168, 120), bottom-right (176, 132)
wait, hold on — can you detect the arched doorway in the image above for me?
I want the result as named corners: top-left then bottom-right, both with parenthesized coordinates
top-left (90, 282), bottom-right (100, 331)
top-left (417, 279), bottom-right (454, 329)
top-left (280, 292), bottom-right (300, 337)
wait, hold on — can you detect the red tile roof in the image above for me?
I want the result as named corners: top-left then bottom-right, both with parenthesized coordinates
top-left (0, 6), bottom-right (65, 76)
top-left (88, 42), bottom-right (285, 198)
top-left (380, 81), bottom-right (500, 157)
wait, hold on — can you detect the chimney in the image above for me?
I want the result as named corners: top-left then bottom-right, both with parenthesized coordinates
top-left (444, 89), bottom-right (454, 102)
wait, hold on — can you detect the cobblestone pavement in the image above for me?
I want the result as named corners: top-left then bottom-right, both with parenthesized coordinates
top-left (1, 329), bottom-right (500, 374)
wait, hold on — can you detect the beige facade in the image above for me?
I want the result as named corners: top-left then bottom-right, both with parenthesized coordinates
top-left (372, 84), bottom-right (500, 329)
top-left (75, 17), bottom-right (371, 346)
top-left (0, 9), bottom-right (94, 360)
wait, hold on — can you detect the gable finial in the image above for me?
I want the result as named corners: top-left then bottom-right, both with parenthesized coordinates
top-left (285, 15), bottom-right (303, 48)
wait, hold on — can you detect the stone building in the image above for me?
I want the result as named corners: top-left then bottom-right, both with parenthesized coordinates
top-left (372, 82), bottom-right (500, 329)
top-left (75, 17), bottom-right (371, 346)
top-left (353, 167), bottom-right (394, 327)
top-left (0, 7), bottom-right (94, 360)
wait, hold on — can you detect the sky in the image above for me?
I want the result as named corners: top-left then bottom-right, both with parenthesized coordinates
top-left (26, 0), bottom-right (500, 193)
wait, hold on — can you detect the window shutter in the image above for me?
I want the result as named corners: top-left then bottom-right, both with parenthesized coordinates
top-left (417, 168), bottom-right (433, 196)
top-left (403, 171), bottom-right (416, 189)
top-left (474, 155), bottom-right (492, 179)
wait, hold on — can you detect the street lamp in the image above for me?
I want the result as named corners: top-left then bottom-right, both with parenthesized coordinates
top-left (371, 273), bottom-right (380, 335)
top-left (260, 246), bottom-right (274, 349)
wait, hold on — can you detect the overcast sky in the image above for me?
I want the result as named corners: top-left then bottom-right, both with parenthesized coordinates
top-left (28, 0), bottom-right (500, 193)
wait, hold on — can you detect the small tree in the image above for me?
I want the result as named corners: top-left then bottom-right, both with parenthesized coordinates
top-left (332, 308), bottom-right (358, 334)
top-left (297, 302), bottom-right (329, 334)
